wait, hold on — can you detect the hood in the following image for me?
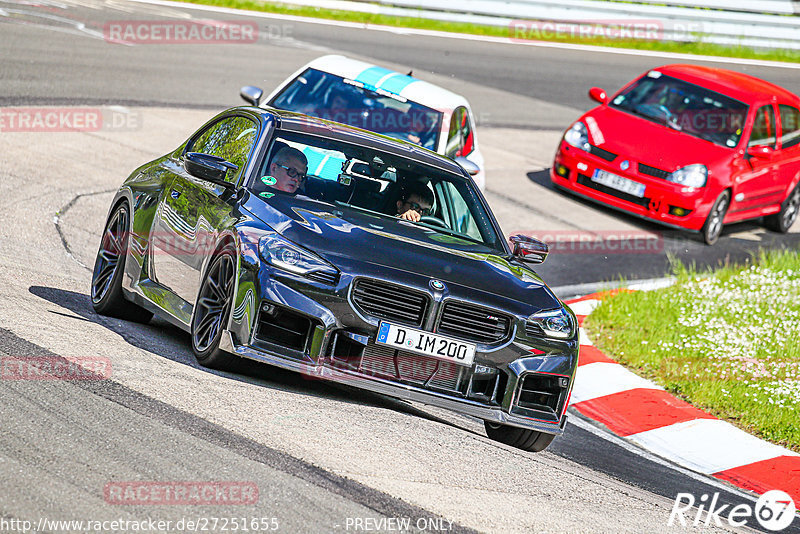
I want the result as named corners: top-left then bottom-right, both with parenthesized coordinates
top-left (582, 105), bottom-right (735, 172)
top-left (242, 192), bottom-right (560, 313)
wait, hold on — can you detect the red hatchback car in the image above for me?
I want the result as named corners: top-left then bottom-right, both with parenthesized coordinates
top-left (551, 64), bottom-right (800, 244)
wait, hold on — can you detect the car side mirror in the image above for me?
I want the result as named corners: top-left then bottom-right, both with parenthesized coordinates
top-left (455, 156), bottom-right (480, 176)
top-left (746, 145), bottom-right (775, 160)
top-left (184, 152), bottom-right (237, 190)
top-left (509, 234), bottom-right (549, 264)
top-left (589, 87), bottom-right (609, 105)
top-left (240, 85), bottom-right (264, 107)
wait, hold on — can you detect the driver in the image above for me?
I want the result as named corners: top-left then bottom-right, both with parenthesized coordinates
top-left (395, 182), bottom-right (434, 222)
top-left (263, 147), bottom-right (308, 194)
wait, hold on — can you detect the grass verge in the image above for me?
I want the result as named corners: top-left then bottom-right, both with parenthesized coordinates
top-left (174, 0), bottom-right (800, 64)
top-left (584, 249), bottom-right (800, 451)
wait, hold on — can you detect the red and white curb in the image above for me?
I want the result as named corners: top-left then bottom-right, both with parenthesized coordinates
top-left (564, 292), bottom-right (800, 504)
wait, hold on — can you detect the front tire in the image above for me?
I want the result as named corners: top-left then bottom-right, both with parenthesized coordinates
top-left (191, 246), bottom-right (236, 370)
top-left (91, 202), bottom-right (153, 323)
top-left (764, 184), bottom-right (800, 233)
top-left (484, 421), bottom-right (555, 452)
top-left (701, 191), bottom-right (730, 246)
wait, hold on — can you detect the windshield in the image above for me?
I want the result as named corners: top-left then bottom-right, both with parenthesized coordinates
top-left (610, 71), bottom-right (749, 148)
top-left (269, 68), bottom-right (443, 151)
top-left (251, 131), bottom-right (502, 252)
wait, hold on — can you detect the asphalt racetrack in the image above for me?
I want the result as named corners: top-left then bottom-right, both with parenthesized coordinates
top-left (1, 1), bottom-right (798, 532)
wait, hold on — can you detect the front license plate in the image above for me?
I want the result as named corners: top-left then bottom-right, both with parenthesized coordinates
top-left (592, 169), bottom-right (646, 198)
top-left (376, 322), bottom-right (476, 367)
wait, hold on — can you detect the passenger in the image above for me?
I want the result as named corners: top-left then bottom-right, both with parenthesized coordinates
top-left (263, 147), bottom-right (308, 194)
top-left (396, 182), bottom-right (434, 223)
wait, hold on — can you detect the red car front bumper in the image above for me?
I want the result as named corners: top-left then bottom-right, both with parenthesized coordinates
top-left (551, 142), bottom-right (716, 231)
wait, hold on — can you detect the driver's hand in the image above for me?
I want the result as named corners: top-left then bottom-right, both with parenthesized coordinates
top-left (399, 209), bottom-right (421, 222)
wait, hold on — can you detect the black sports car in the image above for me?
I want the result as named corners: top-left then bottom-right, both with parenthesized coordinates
top-left (91, 106), bottom-right (578, 452)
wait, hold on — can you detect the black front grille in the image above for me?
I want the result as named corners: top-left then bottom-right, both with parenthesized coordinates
top-left (515, 374), bottom-right (565, 418)
top-left (351, 279), bottom-right (429, 327)
top-left (359, 342), bottom-right (464, 391)
top-left (525, 322), bottom-right (545, 337)
top-left (577, 173), bottom-right (650, 207)
top-left (638, 163), bottom-right (670, 180)
top-left (329, 331), bottom-right (506, 405)
top-left (437, 301), bottom-right (510, 345)
top-left (306, 270), bottom-right (340, 285)
top-left (254, 305), bottom-right (316, 353)
top-left (589, 144), bottom-right (618, 162)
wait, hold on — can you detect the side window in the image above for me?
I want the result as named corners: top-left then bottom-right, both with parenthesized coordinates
top-left (190, 116), bottom-right (258, 182)
top-left (439, 181), bottom-right (481, 240)
top-left (749, 105), bottom-right (777, 148)
top-left (779, 105), bottom-right (800, 150)
top-left (445, 107), bottom-right (474, 158)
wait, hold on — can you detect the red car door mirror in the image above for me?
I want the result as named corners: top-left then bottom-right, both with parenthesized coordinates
top-left (589, 87), bottom-right (609, 105)
top-left (746, 145), bottom-right (775, 160)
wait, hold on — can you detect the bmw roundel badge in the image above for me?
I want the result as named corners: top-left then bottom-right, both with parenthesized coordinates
top-left (620, 160), bottom-right (630, 171)
top-left (430, 279), bottom-right (445, 291)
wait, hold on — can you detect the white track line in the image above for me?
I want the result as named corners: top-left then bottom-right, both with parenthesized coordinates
top-left (570, 362), bottom-right (663, 404)
top-left (125, 0), bottom-right (800, 70)
top-left (567, 299), bottom-right (600, 316)
top-left (627, 418), bottom-right (800, 475)
top-left (578, 328), bottom-right (594, 346)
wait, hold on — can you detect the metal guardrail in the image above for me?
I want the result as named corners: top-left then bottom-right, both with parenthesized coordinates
top-left (623, 0), bottom-right (800, 15)
top-left (344, 0), bottom-right (800, 50)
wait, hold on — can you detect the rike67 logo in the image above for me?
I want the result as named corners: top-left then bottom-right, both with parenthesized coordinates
top-left (669, 490), bottom-right (796, 531)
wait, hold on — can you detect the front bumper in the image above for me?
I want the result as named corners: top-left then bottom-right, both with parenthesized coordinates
top-left (225, 263), bottom-right (577, 435)
top-left (219, 329), bottom-right (569, 435)
top-left (552, 142), bottom-right (714, 231)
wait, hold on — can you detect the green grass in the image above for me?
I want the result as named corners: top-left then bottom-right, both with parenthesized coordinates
top-left (176, 0), bottom-right (800, 63)
top-left (585, 249), bottom-right (800, 451)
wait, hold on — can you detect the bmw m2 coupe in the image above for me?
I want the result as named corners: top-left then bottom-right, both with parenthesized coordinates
top-left (91, 106), bottom-right (577, 452)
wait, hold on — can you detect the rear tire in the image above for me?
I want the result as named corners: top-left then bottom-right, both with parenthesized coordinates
top-left (764, 185), bottom-right (800, 233)
top-left (484, 421), bottom-right (555, 452)
top-left (701, 191), bottom-right (730, 246)
top-left (191, 246), bottom-right (236, 370)
top-left (91, 202), bottom-right (153, 323)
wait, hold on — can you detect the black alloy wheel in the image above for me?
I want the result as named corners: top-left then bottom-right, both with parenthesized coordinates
top-left (91, 202), bottom-right (153, 322)
top-left (191, 247), bottom-right (236, 369)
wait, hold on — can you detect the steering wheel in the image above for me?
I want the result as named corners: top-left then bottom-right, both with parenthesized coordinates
top-left (419, 216), bottom-right (448, 228)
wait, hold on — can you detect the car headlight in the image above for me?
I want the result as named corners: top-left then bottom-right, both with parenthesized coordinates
top-left (667, 164), bottom-right (707, 187)
top-left (528, 308), bottom-right (575, 340)
top-left (564, 121), bottom-right (590, 151)
top-left (258, 233), bottom-right (337, 277)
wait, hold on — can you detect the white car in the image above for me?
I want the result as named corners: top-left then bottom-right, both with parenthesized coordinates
top-left (240, 54), bottom-right (486, 190)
